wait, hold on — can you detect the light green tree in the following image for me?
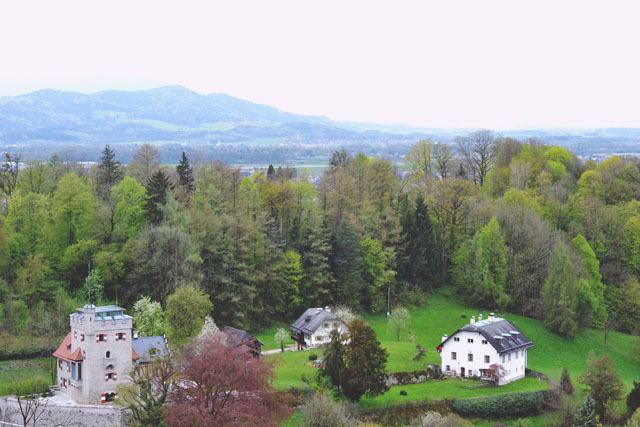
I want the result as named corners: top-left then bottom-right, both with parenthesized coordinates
top-left (360, 237), bottom-right (395, 312)
top-left (388, 307), bottom-right (411, 341)
top-left (165, 286), bottom-right (213, 340)
top-left (133, 296), bottom-right (165, 337)
top-left (572, 234), bottom-right (607, 328)
top-left (542, 241), bottom-right (580, 338)
top-left (274, 328), bottom-right (289, 352)
top-left (112, 176), bottom-right (148, 241)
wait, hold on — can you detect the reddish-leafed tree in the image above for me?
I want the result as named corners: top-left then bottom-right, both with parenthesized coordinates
top-left (486, 363), bottom-right (507, 385)
top-left (165, 334), bottom-right (293, 427)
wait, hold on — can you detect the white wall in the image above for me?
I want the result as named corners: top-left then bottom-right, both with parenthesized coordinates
top-left (440, 330), bottom-right (528, 385)
top-left (307, 320), bottom-right (347, 348)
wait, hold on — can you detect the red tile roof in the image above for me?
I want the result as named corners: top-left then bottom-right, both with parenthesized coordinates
top-left (132, 348), bottom-right (140, 360)
top-left (52, 332), bottom-right (83, 362)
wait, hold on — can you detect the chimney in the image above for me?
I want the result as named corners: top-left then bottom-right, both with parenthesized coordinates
top-left (441, 333), bottom-right (448, 343)
top-left (489, 312), bottom-right (495, 321)
top-left (324, 306), bottom-right (331, 313)
top-left (316, 308), bottom-right (322, 314)
top-left (479, 313), bottom-right (483, 321)
top-left (470, 316), bottom-right (475, 324)
top-left (133, 330), bottom-right (139, 339)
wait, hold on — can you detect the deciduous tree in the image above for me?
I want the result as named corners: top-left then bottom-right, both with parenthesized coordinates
top-left (580, 351), bottom-right (624, 418)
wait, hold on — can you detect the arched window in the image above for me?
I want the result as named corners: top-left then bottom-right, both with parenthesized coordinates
top-left (106, 351), bottom-right (111, 358)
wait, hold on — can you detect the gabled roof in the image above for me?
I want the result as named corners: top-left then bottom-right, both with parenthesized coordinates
top-left (221, 327), bottom-right (263, 347)
top-left (289, 308), bottom-right (342, 335)
top-left (132, 335), bottom-right (169, 363)
top-left (442, 318), bottom-right (534, 354)
top-left (53, 332), bottom-right (83, 362)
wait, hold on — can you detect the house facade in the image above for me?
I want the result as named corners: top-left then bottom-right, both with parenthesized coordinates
top-left (289, 308), bottom-right (348, 349)
top-left (53, 304), bottom-right (168, 405)
top-left (438, 313), bottom-right (534, 385)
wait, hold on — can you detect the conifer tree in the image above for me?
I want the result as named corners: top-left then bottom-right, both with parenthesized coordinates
top-left (96, 145), bottom-right (123, 200)
top-left (542, 241), bottom-right (579, 338)
top-left (410, 197), bottom-right (438, 289)
top-left (176, 151), bottom-right (195, 193)
top-left (561, 367), bottom-right (574, 395)
top-left (573, 394), bottom-right (598, 427)
top-left (319, 329), bottom-right (347, 392)
top-left (333, 220), bottom-right (365, 306)
top-left (299, 217), bottom-right (335, 307)
top-left (144, 170), bottom-right (170, 225)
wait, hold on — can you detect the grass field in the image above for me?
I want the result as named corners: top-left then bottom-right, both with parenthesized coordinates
top-left (262, 285), bottom-right (640, 416)
top-left (0, 358), bottom-right (52, 396)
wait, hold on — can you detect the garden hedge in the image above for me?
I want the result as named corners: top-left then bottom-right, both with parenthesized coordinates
top-left (452, 389), bottom-right (558, 419)
top-left (0, 346), bottom-right (57, 362)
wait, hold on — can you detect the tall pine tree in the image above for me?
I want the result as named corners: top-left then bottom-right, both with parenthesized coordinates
top-left (176, 151), bottom-right (195, 193)
top-left (333, 220), bottom-right (365, 306)
top-left (96, 145), bottom-right (123, 200)
top-left (145, 170), bottom-right (171, 225)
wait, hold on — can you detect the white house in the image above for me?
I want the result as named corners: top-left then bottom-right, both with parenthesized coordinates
top-left (438, 313), bottom-right (534, 385)
top-left (289, 307), bottom-right (348, 349)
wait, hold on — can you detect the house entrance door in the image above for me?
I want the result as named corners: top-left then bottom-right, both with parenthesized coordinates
top-left (461, 367), bottom-right (465, 378)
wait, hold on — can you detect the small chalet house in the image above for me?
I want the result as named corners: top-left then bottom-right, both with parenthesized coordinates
top-left (289, 307), bottom-right (347, 349)
top-left (221, 326), bottom-right (263, 357)
top-left (438, 313), bottom-right (534, 385)
top-left (53, 304), bottom-right (168, 405)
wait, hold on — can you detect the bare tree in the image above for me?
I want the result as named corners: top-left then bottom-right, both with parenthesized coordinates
top-left (433, 142), bottom-right (453, 179)
top-left (129, 144), bottom-right (161, 186)
top-left (456, 130), bottom-right (497, 186)
top-left (0, 152), bottom-right (21, 198)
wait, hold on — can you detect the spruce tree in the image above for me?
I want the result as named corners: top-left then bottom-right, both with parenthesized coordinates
top-left (145, 170), bottom-right (171, 225)
top-left (176, 151), bottom-right (195, 193)
top-left (333, 220), bottom-right (365, 306)
top-left (96, 145), bottom-right (123, 200)
top-left (573, 394), bottom-right (598, 427)
top-left (542, 241), bottom-right (579, 338)
top-left (299, 217), bottom-right (335, 307)
top-left (319, 329), bottom-right (347, 392)
top-left (561, 367), bottom-right (574, 395)
top-left (411, 197), bottom-right (438, 289)
top-left (627, 381), bottom-right (640, 414)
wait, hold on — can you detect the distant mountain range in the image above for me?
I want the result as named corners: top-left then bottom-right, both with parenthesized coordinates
top-left (1, 86), bottom-right (640, 162)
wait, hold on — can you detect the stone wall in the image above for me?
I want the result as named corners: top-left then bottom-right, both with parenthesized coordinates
top-left (0, 396), bottom-right (129, 427)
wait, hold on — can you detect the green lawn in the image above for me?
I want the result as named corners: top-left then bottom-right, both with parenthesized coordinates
top-left (254, 323), bottom-right (295, 351)
top-left (358, 377), bottom-right (549, 410)
top-left (0, 358), bottom-right (53, 396)
top-left (265, 286), bottom-right (640, 412)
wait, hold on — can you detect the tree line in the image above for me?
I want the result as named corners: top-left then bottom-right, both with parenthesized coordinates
top-left (1, 131), bottom-right (640, 340)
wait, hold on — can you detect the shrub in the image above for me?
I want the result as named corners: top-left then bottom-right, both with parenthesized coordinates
top-left (302, 390), bottom-right (353, 427)
top-left (628, 381), bottom-right (640, 414)
top-left (0, 375), bottom-right (51, 397)
top-left (400, 390), bottom-right (407, 396)
top-left (453, 389), bottom-right (557, 419)
top-left (0, 346), bottom-right (58, 361)
top-left (309, 353), bottom-right (318, 361)
top-left (410, 411), bottom-right (473, 427)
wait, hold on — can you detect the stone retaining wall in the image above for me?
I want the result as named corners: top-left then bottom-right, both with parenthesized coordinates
top-left (0, 395), bottom-right (129, 427)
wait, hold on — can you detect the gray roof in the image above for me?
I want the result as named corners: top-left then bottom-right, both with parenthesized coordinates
top-left (132, 335), bottom-right (169, 363)
top-left (289, 308), bottom-right (341, 335)
top-left (221, 327), bottom-right (263, 347)
top-left (442, 318), bottom-right (534, 354)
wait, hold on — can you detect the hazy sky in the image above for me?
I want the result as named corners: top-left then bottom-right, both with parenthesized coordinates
top-left (1, 0), bottom-right (639, 129)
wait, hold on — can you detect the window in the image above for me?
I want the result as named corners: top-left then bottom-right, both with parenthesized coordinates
top-left (66, 362), bottom-right (70, 372)
top-left (315, 336), bottom-right (324, 341)
top-left (515, 351), bottom-right (519, 359)
top-left (58, 359), bottom-right (62, 369)
top-left (482, 339), bottom-right (488, 344)
top-left (446, 365), bottom-right (450, 371)
top-left (105, 373), bottom-right (117, 381)
top-left (508, 353), bottom-right (512, 361)
top-left (116, 332), bottom-right (125, 341)
top-left (469, 370), bottom-right (473, 376)
top-left (80, 333), bottom-right (85, 341)
top-left (74, 331), bottom-right (77, 339)
top-left (468, 353), bottom-right (473, 362)
top-left (106, 351), bottom-right (111, 359)
top-left (467, 338), bottom-right (474, 343)
top-left (501, 355), bottom-right (505, 363)
top-left (451, 352), bottom-right (457, 360)
top-left (97, 334), bottom-right (106, 342)
top-left (323, 323), bottom-right (329, 328)
top-left (484, 355), bottom-right (490, 364)
top-left (72, 363), bottom-right (76, 379)
top-left (453, 337), bottom-right (460, 342)
top-left (516, 367), bottom-right (518, 372)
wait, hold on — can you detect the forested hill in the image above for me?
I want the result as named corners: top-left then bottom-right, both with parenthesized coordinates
top-left (0, 86), bottom-right (427, 146)
top-left (1, 137), bottom-right (640, 348)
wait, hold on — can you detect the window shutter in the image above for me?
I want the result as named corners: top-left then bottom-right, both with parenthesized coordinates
top-left (123, 332), bottom-right (126, 341)
top-left (101, 394), bottom-right (106, 403)
top-left (105, 374), bottom-right (109, 382)
top-left (115, 333), bottom-right (119, 342)
top-left (81, 333), bottom-right (85, 341)
top-left (113, 373), bottom-right (117, 381)
top-left (96, 335), bottom-right (99, 343)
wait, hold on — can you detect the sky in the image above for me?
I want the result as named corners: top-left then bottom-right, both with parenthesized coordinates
top-left (1, 0), bottom-right (639, 129)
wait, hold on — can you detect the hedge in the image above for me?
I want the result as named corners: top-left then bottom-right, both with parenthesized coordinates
top-left (0, 346), bottom-right (57, 362)
top-left (452, 389), bottom-right (558, 419)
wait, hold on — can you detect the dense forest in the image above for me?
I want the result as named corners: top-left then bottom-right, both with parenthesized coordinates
top-left (1, 130), bottom-right (639, 342)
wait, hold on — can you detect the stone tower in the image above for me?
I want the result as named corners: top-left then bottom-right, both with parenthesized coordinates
top-left (53, 304), bottom-right (135, 404)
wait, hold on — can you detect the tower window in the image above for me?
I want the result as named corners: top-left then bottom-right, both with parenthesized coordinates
top-left (106, 351), bottom-right (111, 359)
top-left (97, 334), bottom-right (106, 342)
